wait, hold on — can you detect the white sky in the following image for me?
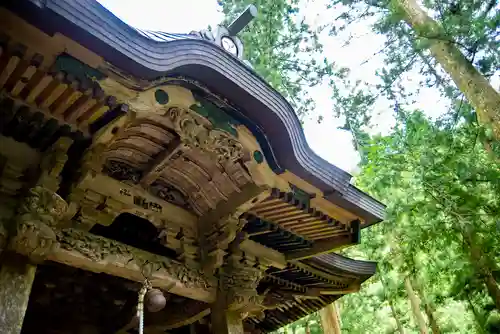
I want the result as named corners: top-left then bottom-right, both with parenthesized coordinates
top-left (96, 0), bottom-right (454, 173)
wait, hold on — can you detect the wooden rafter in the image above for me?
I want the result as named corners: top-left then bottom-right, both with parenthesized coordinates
top-left (285, 234), bottom-right (354, 261)
top-left (140, 136), bottom-right (183, 186)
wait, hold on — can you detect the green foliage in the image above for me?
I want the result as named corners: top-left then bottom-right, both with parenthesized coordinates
top-left (218, 0), bottom-right (334, 118)
top-left (215, 1), bottom-right (499, 333)
top-left (338, 111), bottom-right (500, 333)
top-left (271, 312), bottom-right (322, 334)
top-left (328, 0), bottom-right (499, 125)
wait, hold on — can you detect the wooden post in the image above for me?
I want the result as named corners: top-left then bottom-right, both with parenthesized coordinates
top-left (320, 302), bottom-right (342, 334)
top-left (210, 294), bottom-right (244, 334)
top-left (0, 255), bottom-right (37, 334)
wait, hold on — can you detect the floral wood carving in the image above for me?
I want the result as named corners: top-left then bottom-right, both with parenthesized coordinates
top-left (10, 220), bottom-right (59, 263)
top-left (56, 229), bottom-right (129, 261)
top-left (218, 254), bottom-right (265, 313)
top-left (18, 186), bottom-right (69, 228)
top-left (149, 180), bottom-right (190, 208)
top-left (167, 107), bottom-right (244, 164)
top-left (55, 228), bottom-right (213, 289)
top-left (103, 160), bottom-right (143, 183)
top-left (8, 187), bottom-right (69, 262)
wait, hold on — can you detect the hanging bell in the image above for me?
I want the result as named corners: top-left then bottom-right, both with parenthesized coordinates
top-left (145, 288), bottom-right (167, 312)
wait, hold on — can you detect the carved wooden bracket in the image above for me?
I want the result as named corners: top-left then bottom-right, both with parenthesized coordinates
top-left (37, 137), bottom-right (73, 191)
top-left (199, 185), bottom-right (269, 275)
top-left (217, 252), bottom-right (266, 315)
top-left (17, 187), bottom-right (69, 227)
top-left (178, 227), bottom-right (199, 269)
top-left (8, 186), bottom-right (69, 263)
top-left (202, 215), bottom-right (248, 274)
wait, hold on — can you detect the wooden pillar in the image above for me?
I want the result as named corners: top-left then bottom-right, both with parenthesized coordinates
top-left (210, 295), bottom-right (244, 334)
top-left (0, 255), bottom-right (36, 334)
top-left (210, 251), bottom-right (264, 334)
top-left (320, 302), bottom-right (342, 334)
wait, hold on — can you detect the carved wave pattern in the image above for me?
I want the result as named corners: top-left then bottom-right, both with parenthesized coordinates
top-left (103, 112), bottom-right (252, 215)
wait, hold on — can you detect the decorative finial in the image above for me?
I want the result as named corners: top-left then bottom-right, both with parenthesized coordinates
top-left (227, 4), bottom-right (258, 36)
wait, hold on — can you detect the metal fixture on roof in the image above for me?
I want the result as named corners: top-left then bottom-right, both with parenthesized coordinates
top-left (227, 4), bottom-right (258, 36)
top-left (193, 4), bottom-right (257, 61)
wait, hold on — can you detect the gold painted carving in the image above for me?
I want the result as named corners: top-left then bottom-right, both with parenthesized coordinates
top-left (167, 107), bottom-right (244, 164)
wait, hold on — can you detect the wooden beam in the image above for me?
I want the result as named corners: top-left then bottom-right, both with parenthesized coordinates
top-left (10, 227), bottom-right (216, 303)
top-left (285, 234), bottom-right (354, 261)
top-left (200, 183), bottom-right (268, 227)
top-left (319, 285), bottom-right (360, 295)
top-left (199, 183), bottom-right (269, 270)
top-left (140, 136), bottom-right (183, 186)
top-left (239, 239), bottom-right (286, 269)
top-left (77, 172), bottom-right (197, 229)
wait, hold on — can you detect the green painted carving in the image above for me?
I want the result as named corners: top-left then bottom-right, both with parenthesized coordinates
top-left (53, 54), bottom-right (106, 86)
top-left (252, 150), bottom-right (264, 164)
top-left (189, 95), bottom-right (239, 137)
top-left (155, 89), bottom-right (169, 105)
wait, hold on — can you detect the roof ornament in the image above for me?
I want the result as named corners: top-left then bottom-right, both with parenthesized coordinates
top-left (194, 5), bottom-right (257, 63)
top-left (227, 4), bottom-right (258, 36)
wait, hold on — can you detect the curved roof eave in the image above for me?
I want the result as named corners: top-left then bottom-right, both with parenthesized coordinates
top-left (310, 253), bottom-right (377, 278)
top-left (6, 0), bottom-right (385, 223)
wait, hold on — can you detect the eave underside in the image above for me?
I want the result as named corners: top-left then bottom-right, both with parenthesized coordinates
top-left (0, 0), bottom-right (385, 225)
top-left (0, 2), bottom-right (383, 332)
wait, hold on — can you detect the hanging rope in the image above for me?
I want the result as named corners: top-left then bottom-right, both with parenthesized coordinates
top-left (137, 279), bottom-right (152, 334)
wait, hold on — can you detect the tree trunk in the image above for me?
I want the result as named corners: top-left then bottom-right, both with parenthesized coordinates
top-left (423, 303), bottom-right (440, 334)
top-left (412, 278), bottom-right (440, 334)
top-left (467, 237), bottom-right (500, 311)
top-left (484, 271), bottom-right (500, 311)
top-left (381, 274), bottom-right (405, 334)
top-left (404, 277), bottom-right (428, 334)
top-left (305, 319), bottom-right (310, 334)
top-left (394, 0), bottom-right (500, 140)
top-left (466, 291), bottom-right (486, 333)
top-left (320, 302), bottom-right (342, 334)
top-left (388, 298), bottom-right (405, 334)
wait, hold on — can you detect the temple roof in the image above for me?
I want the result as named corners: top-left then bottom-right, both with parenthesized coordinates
top-left (4, 0), bottom-right (385, 225)
top-left (0, 1), bottom-right (386, 332)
